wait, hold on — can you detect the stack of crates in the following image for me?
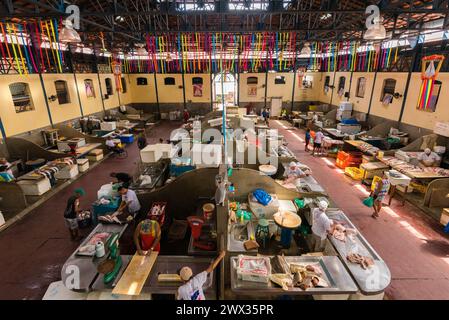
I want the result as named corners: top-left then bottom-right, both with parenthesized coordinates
top-left (336, 151), bottom-right (363, 169)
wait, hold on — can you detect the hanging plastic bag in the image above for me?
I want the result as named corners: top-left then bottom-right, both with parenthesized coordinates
top-left (363, 196), bottom-right (374, 208)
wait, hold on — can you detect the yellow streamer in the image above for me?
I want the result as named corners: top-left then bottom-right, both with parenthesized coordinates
top-left (11, 23), bottom-right (27, 74)
top-left (49, 20), bottom-right (62, 73)
top-left (7, 23), bottom-right (22, 75)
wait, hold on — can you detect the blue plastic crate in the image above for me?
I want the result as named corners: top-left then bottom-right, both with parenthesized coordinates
top-left (119, 134), bottom-right (134, 144)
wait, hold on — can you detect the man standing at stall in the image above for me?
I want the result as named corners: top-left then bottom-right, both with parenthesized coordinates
top-left (310, 201), bottom-right (335, 252)
top-left (64, 188), bottom-right (85, 241)
top-left (113, 186), bottom-right (141, 219)
top-left (177, 250), bottom-right (226, 300)
top-left (312, 129), bottom-right (325, 156)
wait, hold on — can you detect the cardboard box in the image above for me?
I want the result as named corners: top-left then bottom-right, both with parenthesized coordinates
top-left (55, 164), bottom-right (79, 180)
top-left (77, 158), bottom-right (90, 173)
top-left (100, 121), bottom-right (116, 131)
top-left (87, 154), bottom-right (104, 162)
top-left (17, 178), bottom-right (51, 196)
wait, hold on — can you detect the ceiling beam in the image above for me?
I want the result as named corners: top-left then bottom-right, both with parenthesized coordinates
top-left (20, 0), bottom-right (140, 41)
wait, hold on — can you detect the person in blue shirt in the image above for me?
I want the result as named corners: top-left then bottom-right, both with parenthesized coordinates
top-left (305, 128), bottom-right (311, 152)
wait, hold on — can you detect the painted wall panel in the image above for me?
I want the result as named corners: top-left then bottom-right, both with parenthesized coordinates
top-left (42, 73), bottom-right (82, 124)
top-left (128, 74), bottom-right (157, 103)
top-left (184, 74), bottom-right (211, 103)
top-left (99, 73), bottom-right (120, 110)
top-left (349, 72), bottom-right (375, 114)
top-left (401, 73), bottom-right (449, 130)
top-left (74, 73), bottom-right (103, 115)
top-left (0, 74), bottom-right (51, 136)
top-left (238, 73), bottom-right (266, 103)
top-left (369, 72), bottom-right (408, 121)
top-left (156, 74), bottom-right (184, 103)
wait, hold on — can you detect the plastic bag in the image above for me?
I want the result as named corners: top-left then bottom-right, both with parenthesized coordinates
top-left (363, 196), bottom-right (374, 208)
top-left (253, 189), bottom-right (272, 206)
top-left (444, 222), bottom-right (449, 234)
top-left (294, 198), bottom-right (305, 209)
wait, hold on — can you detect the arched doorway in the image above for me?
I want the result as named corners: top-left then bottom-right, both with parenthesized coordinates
top-left (213, 73), bottom-right (237, 110)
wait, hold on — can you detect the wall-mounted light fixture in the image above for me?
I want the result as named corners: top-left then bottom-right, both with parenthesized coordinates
top-left (393, 92), bottom-right (403, 99)
top-left (48, 95), bottom-right (57, 102)
top-left (178, 85), bottom-right (183, 89)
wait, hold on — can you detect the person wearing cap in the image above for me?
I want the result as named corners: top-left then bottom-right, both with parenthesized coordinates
top-left (133, 218), bottom-right (161, 256)
top-left (63, 188), bottom-right (85, 241)
top-left (177, 250), bottom-right (226, 300)
top-left (418, 148), bottom-right (440, 167)
top-left (283, 161), bottom-right (309, 185)
top-left (310, 201), bottom-right (335, 252)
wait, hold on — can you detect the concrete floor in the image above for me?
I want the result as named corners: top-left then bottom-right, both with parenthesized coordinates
top-left (1, 119), bottom-right (449, 299)
top-left (0, 121), bottom-right (180, 299)
top-left (271, 120), bottom-right (449, 300)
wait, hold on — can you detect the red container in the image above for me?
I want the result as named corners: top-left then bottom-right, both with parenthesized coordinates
top-left (187, 216), bottom-right (204, 240)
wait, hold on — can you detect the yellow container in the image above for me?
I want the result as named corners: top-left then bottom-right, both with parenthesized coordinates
top-left (371, 176), bottom-right (382, 191)
top-left (308, 105), bottom-right (317, 111)
top-left (345, 167), bottom-right (364, 180)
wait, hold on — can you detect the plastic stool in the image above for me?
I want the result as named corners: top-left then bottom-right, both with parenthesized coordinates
top-left (255, 218), bottom-right (270, 248)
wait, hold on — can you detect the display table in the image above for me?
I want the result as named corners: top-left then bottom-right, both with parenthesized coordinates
top-left (325, 209), bottom-right (391, 297)
top-left (385, 170), bottom-right (412, 206)
top-left (230, 255), bottom-right (358, 296)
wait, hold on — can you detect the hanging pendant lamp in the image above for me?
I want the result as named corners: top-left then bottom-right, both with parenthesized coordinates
top-left (59, 19), bottom-right (81, 43)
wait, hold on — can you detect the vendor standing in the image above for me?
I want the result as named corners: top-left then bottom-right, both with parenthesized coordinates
top-left (282, 162), bottom-right (309, 185)
top-left (177, 250), bottom-right (226, 300)
top-left (113, 185), bottom-right (141, 219)
top-left (64, 188), bottom-right (85, 241)
top-left (133, 218), bottom-right (161, 255)
top-left (418, 148), bottom-right (441, 167)
top-left (311, 201), bottom-right (335, 252)
top-left (110, 172), bottom-right (132, 185)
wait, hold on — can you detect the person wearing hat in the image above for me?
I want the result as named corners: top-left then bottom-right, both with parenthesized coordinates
top-left (283, 161), bottom-right (309, 185)
top-left (177, 250), bottom-right (226, 300)
top-left (418, 148), bottom-right (440, 167)
top-left (310, 200), bottom-right (335, 252)
top-left (64, 188), bottom-right (85, 241)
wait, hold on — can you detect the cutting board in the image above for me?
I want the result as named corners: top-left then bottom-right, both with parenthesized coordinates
top-left (112, 251), bottom-right (158, 296)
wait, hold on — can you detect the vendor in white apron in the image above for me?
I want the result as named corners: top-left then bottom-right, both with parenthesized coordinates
top-left (310, 201), bottom-right (335, 252)
top-left (283, 161), bottom-right (309, 185)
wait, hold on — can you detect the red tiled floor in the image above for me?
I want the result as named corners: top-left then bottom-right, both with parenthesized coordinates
top-left (271, 120), bottom-right (449, 300)
top-left (0, 121), bottom-right (180, 300)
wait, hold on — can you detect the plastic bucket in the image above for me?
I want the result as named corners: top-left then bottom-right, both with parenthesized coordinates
top-left (202, 203), bottom-right (215, 220)
top-left (187, 216), bottom-right (204, 240)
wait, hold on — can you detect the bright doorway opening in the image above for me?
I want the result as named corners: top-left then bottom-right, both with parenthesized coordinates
top-left (213, 73), bottom-right (237, 111)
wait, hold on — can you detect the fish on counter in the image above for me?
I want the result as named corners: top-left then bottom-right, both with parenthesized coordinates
top-left (347, 253), bottom-right (374, 270)
top-left (332, 224), bottom-right (357, 242)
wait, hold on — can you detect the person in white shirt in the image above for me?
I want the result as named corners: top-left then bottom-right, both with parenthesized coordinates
top-left (177, 250), bottom-right (226, 300)
top-left (311, 201), bottom-right (335, 252)
top-left (418, 148), bottom-right (441, 167)
top-left (312, 129), bottom-right (325, 156)
top-left (283, 161), bottom-right (309, 185)
top-left (105, 136), bottom-right (116, 148)
top-left (312, 112), bottom-right (319, 123)
top-left (114, 186), bottom-right (141, 219)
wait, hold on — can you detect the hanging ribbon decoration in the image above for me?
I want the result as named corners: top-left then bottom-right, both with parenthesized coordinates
top-left (0, 22), bottom-right (14, 72)
top-left (8, 23), bottom-right (25, 74)
top-left (417, 55), bottom-right (445, 111)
